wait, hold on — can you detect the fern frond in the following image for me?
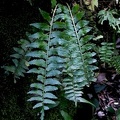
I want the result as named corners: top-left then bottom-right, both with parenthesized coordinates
top-left (27, 4), bottom-right (67, 120)
top-left (61, 4), bottom-right (97, 106)
top-left (4, 3), bottom-right (98, 119)
top-left (99, 42), bottom-right (114, 63)
top-left (98, 9), bottom-right (120, 30)
top-left (109, 56), bottom-right (120, 73)
top-left (3, 39), bottom-right (31, 83)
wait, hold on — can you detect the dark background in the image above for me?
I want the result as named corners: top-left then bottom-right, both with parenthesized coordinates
top-left (0, 0), bottom-right (42, 119)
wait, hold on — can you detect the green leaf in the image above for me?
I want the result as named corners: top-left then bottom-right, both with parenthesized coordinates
top-left (48, 56), bottom-right (66, 64)
top-left (72, 4), bottom-right (80, 14)
top-left (40, 9), bottom-right (51, 23)
top-left (27, 97), bottom-right (43, 102)
top-left (10, 54), bottom-right (21, 59)
top-left (110, 56), bottom-right (120, 73)
top-left (78, 97), bottom-right (95, 107)
top-left (45, 78), bottom-right (61, 85)
top-left (30, 83), bottom-right (43, 90)
top-left (51, 0), bottom-right (57, 8)
top-left (30, 23), bottom-right (50, 31)
top-left (62, 4), bottom-right (97, 106)
top-left (26, 51), bottom-right (47, 59)
top-left (29, 59), bottom-right (46, 67)
top-left (98, 9), bottom-right (120, 30)
top-left (99, 42), bottom-right (114, 63)
top-left (75, 11), bottom-right (85, 20)
top-left (33, 103), bottom-right (43, 109)
top-left (29, 32), bottom-right (42, 39)
top-left (3, 66), bottom-right (15, 73)
top-left (48, 101), bottom-right (59, 109)
top-left (27, 68), bottom-right (45, 74)
top-left (46, 70), bottom-right (61, 77)
top-left (107, 107), bottom-right (115, 114)
top-left (116, 108), bottom-right (120, 120)
top-left (53, 22), bottom-right (66, 29)
top-left (45, 86), bottom-right (58, 92)
top-left (37, 75), bottom-right (45, 81)
top-left (43, 106), bottom-right (50, 110)
top-left (44, 93), bottom-right (57, 99)
top-left (12, 59), bottom-right (18, 67)
top-left (88, 0), bottom-right (98, 11)
top-left (13, 47), bottom-right (24, 55)
top-left (44, 99), bottom-right (56, 104)
top-left (27, 42), bottom-right (40, 48)
top-left (28, 90), bottom-right (42, 96)
top-left (60, 110), bottom-right (72, 120)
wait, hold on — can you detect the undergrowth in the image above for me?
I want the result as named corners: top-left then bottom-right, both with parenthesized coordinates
top-left (3, 0), bottom-right (120, 120)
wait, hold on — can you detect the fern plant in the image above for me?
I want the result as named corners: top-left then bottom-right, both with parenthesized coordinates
top-left (98, 9), bottom-right (120, 30)
top-left (60, 4), bottom-right (97, 106)
top-left (3, 38), bottom-right (32, 83)
top-left (109, 56), bottom-right (120, 73)
top-left (97, 9), bottom-right (120, 73)
top-left (98, 42), bottom-right (120, 73)
top-left (26, 5), bottom-right (69, 120)
top-left (99, 42), bottom-right (114, 63)
top-left (3, 2), bottom-right (98, 120)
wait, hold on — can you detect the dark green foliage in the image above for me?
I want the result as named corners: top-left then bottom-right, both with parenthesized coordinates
top-left (3, 38), bottom-right (31, 83)
top-left (62, 4), bottom-right (97, 106)
top-left (99, 42), bottom-right (114, 63)
top-left (116, 108), bottom-right (120, 120)
top-left (27, 4), bottom-right (96, 118)
top-left (98, 42), bottom-right (120, 73)
top-left (98, 9), bottom-right (120, 30)
top-left (4, 3), bottom-right (97, 120)
top-left (27, 5), bottom-right (67, 120)
top-left (60, 110), bottom-right (72, 120)
top-left (3, 1), bottom-right (120, 120)
top-left (109, 56), bottom-right (120, 73)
